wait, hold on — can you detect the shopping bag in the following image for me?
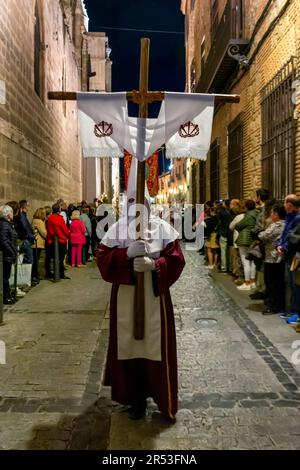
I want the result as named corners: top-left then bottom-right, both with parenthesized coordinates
top-left (9, 263), bottom-right (32, 287)
top-left (290, 254), bottom-right (300, 272)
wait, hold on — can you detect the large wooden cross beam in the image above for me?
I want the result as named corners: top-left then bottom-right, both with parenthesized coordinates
top-left (48, 38), bottom-right (240, 341)
top-left (48, 90), bottom-right (240, 104)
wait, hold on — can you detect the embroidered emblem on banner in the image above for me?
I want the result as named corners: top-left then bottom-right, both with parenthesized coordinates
top-left (179, 121), bottom-right (199, 138)
top-left (94, 121), bottom-right (113, 138)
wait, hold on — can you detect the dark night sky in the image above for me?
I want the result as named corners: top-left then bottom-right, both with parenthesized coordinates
top-left (83, 0), bottom-right (185, 176)
top-left (84, 0), bottom-right (185, 95)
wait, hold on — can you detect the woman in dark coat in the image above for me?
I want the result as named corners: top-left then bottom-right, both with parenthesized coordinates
top-left (0, 205), bottom-right (18, 304)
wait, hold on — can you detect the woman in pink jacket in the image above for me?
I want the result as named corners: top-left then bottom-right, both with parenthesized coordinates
top-left (70, 210), bottom-right (86, 268)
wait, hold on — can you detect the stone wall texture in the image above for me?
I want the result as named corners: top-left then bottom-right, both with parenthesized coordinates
top-left (0, 0), bottom-right (85, 211)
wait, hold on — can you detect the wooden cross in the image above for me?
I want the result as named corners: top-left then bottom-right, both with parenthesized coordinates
top-left (49, 38), bottom-right (240, 341)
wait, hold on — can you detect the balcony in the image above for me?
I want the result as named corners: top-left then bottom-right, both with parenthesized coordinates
top-left (197, 0), bottom-right (249, 93)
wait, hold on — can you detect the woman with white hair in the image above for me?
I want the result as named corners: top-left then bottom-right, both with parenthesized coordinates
top-left (0, 205), bottom-right (18, 304)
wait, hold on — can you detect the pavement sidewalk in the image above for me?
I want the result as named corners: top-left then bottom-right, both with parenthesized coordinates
top-left (210, 267), bottom-right (300, 365)
top-left (108, 250), bottom-right (300, 450)
top-left (0, 262), bottom-right (112, 449)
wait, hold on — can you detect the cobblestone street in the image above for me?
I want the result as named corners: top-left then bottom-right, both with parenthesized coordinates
top-left (0, 248), bottom-right (300, 450)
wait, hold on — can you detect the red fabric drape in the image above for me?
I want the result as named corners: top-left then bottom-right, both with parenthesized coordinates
top-left (124, 151), bottom-right (159, 197)
top-left (146, 152), bottom-right (159, 197)
top-left (124, 151), bottom-right (133, 190)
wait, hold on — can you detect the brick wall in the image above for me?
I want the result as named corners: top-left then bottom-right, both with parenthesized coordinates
top-left (183, 0), bottom-right (300, 201)
top-left (0, 0), bottom-right (84, 212)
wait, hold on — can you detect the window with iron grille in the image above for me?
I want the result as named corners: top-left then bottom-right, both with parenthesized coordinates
top-left (199, 160), bottom-right (206, 203)
top-left (210, 140), bottom-right (220, 201)
top-left (228, 114), bottom-right (243, 199)
top-left (261, 57), bottom-right (297, 200)
top-left (211, 0), bottom-right (219, 42)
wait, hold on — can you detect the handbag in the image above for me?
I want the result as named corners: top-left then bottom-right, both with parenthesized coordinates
top-left (290, 254), bottom-right (300, 287)
top-left (246, 240), bottom-right (264, 260)
top-left (290, 255), bottom-right (300, 271)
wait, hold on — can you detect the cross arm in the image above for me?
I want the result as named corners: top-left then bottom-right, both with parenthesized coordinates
top-left (47, 91), bottom-right (240, 104)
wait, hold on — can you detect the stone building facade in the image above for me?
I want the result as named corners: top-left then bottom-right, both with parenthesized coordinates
top-left (82, 32), bottom-right (113, 203)
top-left (0, 0), bottom-right (112, 210)
top-left (157, 159), bottom-right (188, 205)
top-left (181, 0), bottom-right (300, 203)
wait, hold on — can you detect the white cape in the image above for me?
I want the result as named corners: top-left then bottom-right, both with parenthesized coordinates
top-left (77, 92), bottom-right (215, 161)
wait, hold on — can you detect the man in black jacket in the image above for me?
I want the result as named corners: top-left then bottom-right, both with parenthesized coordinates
top-left (0, 205), bottom-right (18, 304)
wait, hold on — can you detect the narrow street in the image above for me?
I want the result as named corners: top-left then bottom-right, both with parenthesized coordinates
top-left (0, 248), bottom-right (299, 450)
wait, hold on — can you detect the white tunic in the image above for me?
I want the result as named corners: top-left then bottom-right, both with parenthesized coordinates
top-left (117, 271), bottom-right (161, 361)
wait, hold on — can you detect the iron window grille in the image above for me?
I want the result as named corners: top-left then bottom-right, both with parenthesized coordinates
top-left (261, 57), bottom-right (297, 200)
top-left (228, 114), bottom-right (243, 199)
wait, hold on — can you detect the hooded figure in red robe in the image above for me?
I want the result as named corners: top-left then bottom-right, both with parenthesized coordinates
top-left (97, 161), bottom-right (185, 422)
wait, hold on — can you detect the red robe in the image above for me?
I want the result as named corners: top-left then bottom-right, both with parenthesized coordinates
top-left (97, 240), bottom-right (185, 419)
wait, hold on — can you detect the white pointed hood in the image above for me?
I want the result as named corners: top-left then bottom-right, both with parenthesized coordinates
top-left (101, 158), bottom-right (179, 255)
